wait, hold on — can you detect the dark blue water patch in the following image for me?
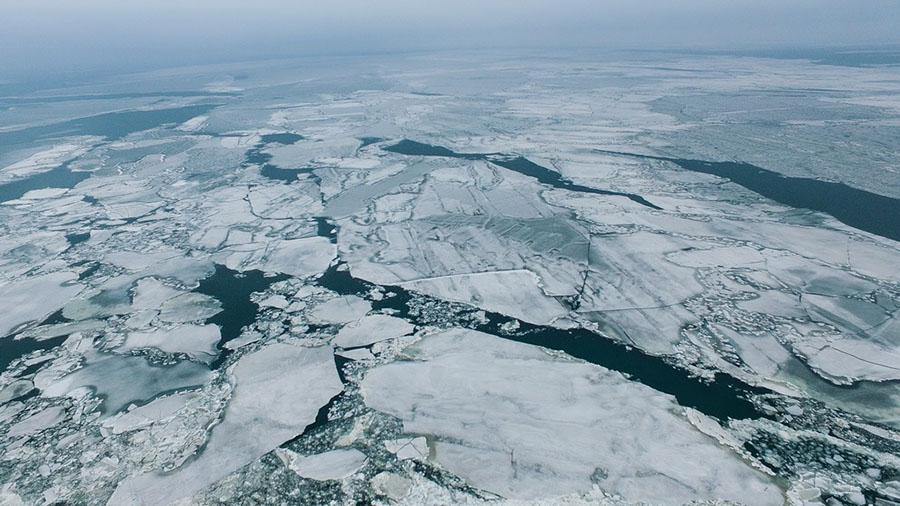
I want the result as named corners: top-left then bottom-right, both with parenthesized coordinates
top-left (244, 149), bottom-right (273, 166)
top-left (65, 232), bottom-right (91, 246)
top-left (315, 262), bottom-right (769, 421)
top-left (41, 309), bottom-right (71, 326)
top-left (281, 391), bottom-right (348, 447)
top-left (259, 164), bottom-right (319, 184)
top-left (259, 133), bottom-right (303, 145)
top-left (17, 360), bottom-right (48, 378)
top-left (491, 156), bottom-right (663, 210)
top-left (0, 104), bottom-right (220, 150)
top-left (315, 217), bottom-right (338, 243)
top-left (78, 263), bottom-right (101, 280)
top-left (383, 139), bottom-right (472, 158)
top-left (243, 133), bottom-right (321, 185)
top-left (193, 264), bottom-right (289, 368)
top-left (382, 140), bottom-right (662, 210)
top-left (0, 163), bottom-right (91, 203)
top-left (0, 334), bottom-right (69, 375)
top-left (358, 137), bottom-right (386, 148)
top-left (1, 309), bottom-right (71, 380)
top-left (597, 150), bottom-right (900, 243)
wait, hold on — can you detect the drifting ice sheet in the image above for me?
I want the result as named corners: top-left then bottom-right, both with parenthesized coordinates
top-left (361, 328), bottom-right (782, 505)
top-left (108, 343), bottom-right (342, 505)
top-left (399, 270), bottom-right (567, 326)
top-left (332, 314), bottom-right (414, 348)
top-left (0, 272), bottom-right (82, 337)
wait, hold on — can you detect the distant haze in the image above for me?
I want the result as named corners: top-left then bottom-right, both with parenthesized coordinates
top-left (2, 0), bottom-right (899, 77)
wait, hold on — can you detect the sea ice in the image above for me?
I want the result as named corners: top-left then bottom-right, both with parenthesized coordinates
top-left (0, 140), bottom-right (96, 184)
top-left (117, 324), bottom-right (221, 360)
top-left (6, 406), bottom-right (66, 438)
top-left (0, 272), bottom-right (82, 337)
top-left (399, 270), bottom-right (567, 326)
top-left (309, 295), bottom-right (371, 325)
top-left (38, 351), bottom-right (212, 415)
top-left (102, 392), bottom-right (199, 435)
top-left (332, 314), bottom-right (414, 348)
top-left (361, 328), bottom-right (782, 505)
top-left (279, 448), bottom-right (368, 481)
top-left (384, 437), bottom-right (429, 461)
top-left (107, 343), bottom-right (342, 505)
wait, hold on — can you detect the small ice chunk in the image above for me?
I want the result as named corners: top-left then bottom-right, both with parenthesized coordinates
top-left (7, 406), bottom-right (66, 437)
top-left (0, 380), bottom-right (34, 403)
top-left (259, 295), bottom-right (289, 309)
top-left (222, 332), bottom-right (262, 351)
top-left (309, 296), bottom-right (371, 325)
top-left (157, 293), bottom-right (222, 323)
top-left (103, 392), bottom-right (198, 435)
top-left (371, 472), bottom-right (412, 501)
top-left (280, 448), bottom-right (368, 481)
top-left (384, 437), bottom-right (429, 461)
top-left (119, 324), bottom-right (220, 360)
top-left (332, 314), bottom-right (414, 348)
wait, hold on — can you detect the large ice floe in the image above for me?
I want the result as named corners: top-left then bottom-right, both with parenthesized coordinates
top-left (362, 328), bottom-right (782, 505)
top-left (108, 343), bottom-right (342, 505)
top-left (2, 50), bottom-right (900, 506)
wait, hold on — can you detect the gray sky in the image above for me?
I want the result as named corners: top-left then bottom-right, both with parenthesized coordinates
top-left (2, 0), bottom-right (899, 77)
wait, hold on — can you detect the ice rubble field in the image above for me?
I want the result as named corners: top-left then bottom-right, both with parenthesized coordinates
top-left (1, 51), bottom-right (900, 505)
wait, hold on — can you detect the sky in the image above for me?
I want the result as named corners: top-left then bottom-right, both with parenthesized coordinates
top-left (1, 0), bottom-right (899, 77)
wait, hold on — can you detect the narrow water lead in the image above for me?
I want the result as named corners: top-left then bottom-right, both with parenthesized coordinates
top-left (382, 139), bottom-right (662, 209)
top-left (316, 263), bottom-right (770, 421)
top-left (597, 149), bottom-right (900, 242)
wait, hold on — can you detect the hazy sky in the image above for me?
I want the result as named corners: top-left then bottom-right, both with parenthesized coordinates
top-left (2, 0), bottom-right (899, 77)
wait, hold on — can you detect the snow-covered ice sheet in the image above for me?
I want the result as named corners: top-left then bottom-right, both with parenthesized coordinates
top-left (117, 324), bottom-right (221, 360)
top-left (361, 328), bottom-right (782, 505)
top-left (399, 270), bottom-right (568, 326)
top-left (108, 343), bottom-right (342, 505)
top-left (333, 314), bottom-right (414, 348)
top-left (278, 448), bottom-right (368, 481)
top-left (0, 272), bottom-right (82, 336)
